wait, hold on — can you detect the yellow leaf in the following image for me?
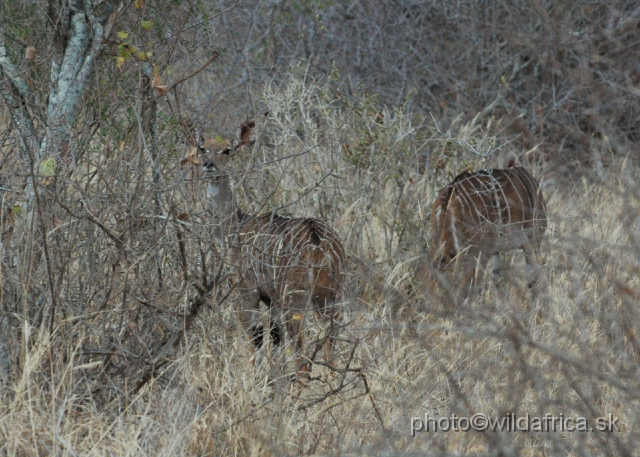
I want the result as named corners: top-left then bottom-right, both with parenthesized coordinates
top-left (116, 56), bottom-right (125, 69)
top-left (12, 205), bottom-right (22, 216)
top-left (141, 20), bottom-right (153, 30)
top-left (117, 31), bottom-right (129, 40)
top-left (137, 51), bottom-right (147, 61)
top-left (39, 157), bottom-right (56, 177)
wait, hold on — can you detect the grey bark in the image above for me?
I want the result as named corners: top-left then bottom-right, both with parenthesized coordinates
top-left (0, 0), bottom-right (118, 366)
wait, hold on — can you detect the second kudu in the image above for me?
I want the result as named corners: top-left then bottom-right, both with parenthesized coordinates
top-left (191, 113), bottom-right (345, 381)
top-left (429, 157), bottom-right (548, 298)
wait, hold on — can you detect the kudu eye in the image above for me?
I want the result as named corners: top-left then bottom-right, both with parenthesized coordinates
top-left (219, 148), bottom-right (231, 155)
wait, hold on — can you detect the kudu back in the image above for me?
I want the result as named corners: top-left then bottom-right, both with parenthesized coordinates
top-left (429, 157), bottom-right (547, 297)
top-left (190, 114), bottom-right (345, 380)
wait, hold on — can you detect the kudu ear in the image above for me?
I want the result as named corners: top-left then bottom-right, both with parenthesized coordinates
top-left (229, 111), bottom-right (269, 154)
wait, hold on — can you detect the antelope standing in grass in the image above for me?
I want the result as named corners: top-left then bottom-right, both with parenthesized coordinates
top-left (429, 157), bottom-right (548, 298)
top-left (191, 113), bottom-right (345, 382)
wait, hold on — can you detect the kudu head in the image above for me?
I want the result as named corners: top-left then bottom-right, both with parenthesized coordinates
top-left (180, 112), bottom-right (269, 238)
top-left (197, 113), bottom-right (269, 183)
top-left (180, 111), bottom-right (269, 181)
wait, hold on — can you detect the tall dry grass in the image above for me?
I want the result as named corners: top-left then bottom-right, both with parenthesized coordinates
top-left (1, 73), bottom-right (639, 456)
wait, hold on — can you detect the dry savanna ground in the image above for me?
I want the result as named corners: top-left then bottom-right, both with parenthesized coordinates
top-left (1, 75), bottom-right (639, 456)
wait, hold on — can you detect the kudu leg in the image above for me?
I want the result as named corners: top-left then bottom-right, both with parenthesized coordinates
top-left (490, 253), bottom-right (503, 286)
top-left (523, 245), bottom-right (547, 301)
top-left (269, 318), bottom-right (282, 346)
top-left (260, 295), bottom-right (282, 346)
top-left (285, 303), bottom-right (310, 385)
top-left (314, 300), bottom-right (341, 368)
top-left (239, 291), bottom-right (264, 349)
top-left (456, 251), bottom-right (491, 300)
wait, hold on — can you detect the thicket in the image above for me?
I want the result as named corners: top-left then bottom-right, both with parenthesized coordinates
top-left (0, 1), bottom-right (639, 455)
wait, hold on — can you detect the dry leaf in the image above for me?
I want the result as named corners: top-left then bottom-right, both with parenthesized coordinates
top-left (177, 213), bottom-right (189, 221)
top-left (154, 85), bottom-right (168, 94)
top-left (182, 146), bottom-right (200, 165)
top-left (151, 74), bottom-right (163, 88)
top-left (25, 45), bottom-right (36, 60)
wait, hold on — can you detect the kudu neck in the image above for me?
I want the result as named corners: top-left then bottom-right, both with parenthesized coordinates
top-left (207, 172), bottom-right (248, 241)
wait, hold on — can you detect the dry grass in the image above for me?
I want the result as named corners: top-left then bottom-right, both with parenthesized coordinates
top-left (1, 74), bottom-right (639, 456)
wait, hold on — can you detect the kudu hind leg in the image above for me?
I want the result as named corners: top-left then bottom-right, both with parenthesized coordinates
top-left (239, 291), bottom-right (264, 349)
top-left (269, 320), bottom-right (282, 346)
top-left (490, 253), bottom-right (503, 287)
top-left (523, 244), bottom-right (547, 300)
top-left (260, 294), bottom-right (282, 346)
top-left (456, 250), bottom-right (492, 300)
top-left (318, 299), bottom-right (341, 368)
top-left (284, 306), bottom-right (310, 384)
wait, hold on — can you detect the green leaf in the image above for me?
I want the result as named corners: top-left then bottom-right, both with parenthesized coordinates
top-left (141, 20), bottom-right (153, 31)
top-left (117, 31), bottom-right (129, 40)
top-left (12, 205), bottom-right (22, 216)
top-left (118, 47), bottom-right (132, 59)
top-left (39, 157), bottom-right (56, 177)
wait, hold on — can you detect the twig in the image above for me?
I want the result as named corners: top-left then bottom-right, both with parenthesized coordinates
top-left (135, 298), bottom-right (191, 318)
top-left (159, 52), bottom-right (220, 97)
top-left (361, 372), bottom-right (385, 431)
top-left (430, 113), bottom-right (519, 159)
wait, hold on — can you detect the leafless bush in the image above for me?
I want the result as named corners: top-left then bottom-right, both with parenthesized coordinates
top-left (1, 0), bottom-right (640, 455)
top-left (214, 0), bottom-right (640, 172)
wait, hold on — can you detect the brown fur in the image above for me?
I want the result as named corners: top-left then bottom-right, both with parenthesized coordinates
top-left (430, 163), bottom-right (547, 297)
top-left (195, 114), bottom-right (345, 381)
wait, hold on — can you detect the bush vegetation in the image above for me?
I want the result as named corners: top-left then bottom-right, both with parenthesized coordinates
top-left (1, 0), bottom-right (639, 455)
